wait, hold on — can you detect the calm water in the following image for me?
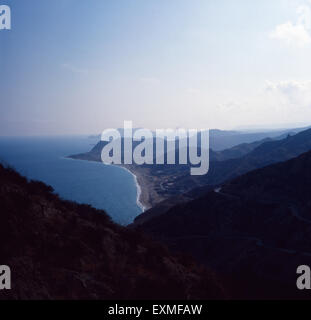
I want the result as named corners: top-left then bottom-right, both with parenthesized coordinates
top-left (0, 136), bottom-right (142, 225)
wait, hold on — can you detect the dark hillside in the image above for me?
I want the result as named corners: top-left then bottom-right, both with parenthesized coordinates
top-left (136, 151), bottom-right (311, 299)
top-left (0, 164), bottom-right (224, 300)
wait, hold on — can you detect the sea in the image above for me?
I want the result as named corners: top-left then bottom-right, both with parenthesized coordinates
top-left (0, 135), bottom-right (142, 225)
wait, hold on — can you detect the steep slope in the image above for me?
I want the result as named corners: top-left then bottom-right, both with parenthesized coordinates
top-left (0, 164), bottom-right (224, 300)
top-left (134, 129), bottom-right (311, 224)
top-left (173, 127), bottom-right (311, 191)
top-left (135, 151), bottom-right (311, 299)
top-left (211, 137), bottom-right (272, 161)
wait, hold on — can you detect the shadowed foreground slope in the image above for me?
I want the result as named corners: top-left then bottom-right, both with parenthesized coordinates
top-left (0, 164), bottom-right (224, 300)
top-left (136, 151), bottom-right (311, 299)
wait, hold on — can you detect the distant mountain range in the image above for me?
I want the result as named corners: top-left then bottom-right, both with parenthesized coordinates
top-left (135, 127), bottom-right (311, 226)
top-left (87, 126), bottom-right (309, 150)
top-left (166, 127), bottom-right (311, 200)
top-left (70, 127), bottom-right (310, 208)
top-left (208, 127), bottom-right (308, 150)
top-left (205, 127), bottom-right (311, 184)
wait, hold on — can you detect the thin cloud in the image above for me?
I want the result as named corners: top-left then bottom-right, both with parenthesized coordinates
top-left (265, 80), bottom-right (311, 106)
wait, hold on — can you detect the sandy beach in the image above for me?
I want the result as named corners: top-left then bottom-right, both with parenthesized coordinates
top-left (121, 164), bottom-right (166, 211)
top-left (118, 166), bottom-right (146, 212)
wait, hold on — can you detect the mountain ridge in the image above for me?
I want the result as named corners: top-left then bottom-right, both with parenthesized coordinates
top-left (133, 127), bottom-right (311, 224)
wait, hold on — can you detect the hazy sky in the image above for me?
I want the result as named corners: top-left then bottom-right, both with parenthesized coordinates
top-left (1, 0), bottom-right (311, 135)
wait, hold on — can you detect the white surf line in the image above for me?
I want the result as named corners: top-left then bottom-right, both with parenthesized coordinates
top-left (119, 166), bottom-right (146, 213)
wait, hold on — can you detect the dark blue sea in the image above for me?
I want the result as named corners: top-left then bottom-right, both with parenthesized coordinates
top-left (0, 136), bottom-right (142, 225)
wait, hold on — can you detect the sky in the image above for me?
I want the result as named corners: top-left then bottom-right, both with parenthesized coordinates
top-left (1, 0), bottom-right (311, 135)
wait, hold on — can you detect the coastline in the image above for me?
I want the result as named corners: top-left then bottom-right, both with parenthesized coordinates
top-left (120, 164), bottom-right (166, 211)
top-left (66, 155), bottom-right (153, 212)
top-left (118, 165), bottom-right (146, 212)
